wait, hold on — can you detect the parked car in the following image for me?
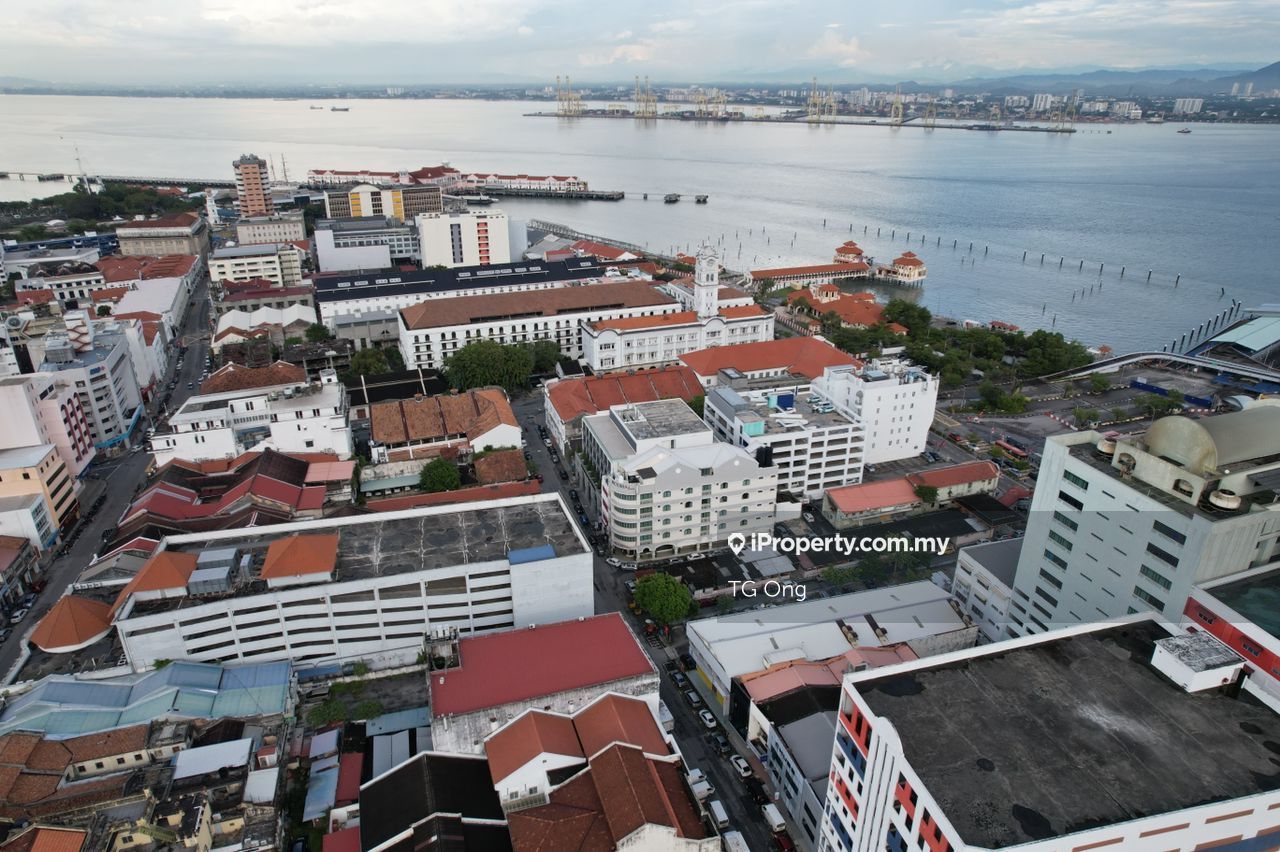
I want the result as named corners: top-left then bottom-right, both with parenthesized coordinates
top-left (698, 709), bottom-right (717, 729)
top-left (679, 652), bottom-right (697, 671)
top-left (9, 608), bottom-right (28, 624)
top-left (802, 512), bottom-right (816, 523)
top-left (543, 438), bottom-right (552, 447)
top-left (684, 690), bottom-right (702, 707)
top-left (607, 557), bottom-right (623, 567)
top-left (711, 733), bottom-right (731, 755)
top-left (729, 754), bottom-right (752, 778)
top-left (624, 579), bottom-right (637, 596)
top-left (570, 489), bottom-right (579, 501)
top-left (672, 671), bottom-right (689, 689)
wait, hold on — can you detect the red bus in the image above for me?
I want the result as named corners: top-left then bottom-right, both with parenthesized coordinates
top-left (993, 440), bottom-right (1028, 459)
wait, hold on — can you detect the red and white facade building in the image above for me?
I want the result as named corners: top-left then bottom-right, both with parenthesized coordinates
top-left (416, 209), bottom-right (511, 268)
top-left (821, 617), bottom-right (1280, 852)
top-left (581, 245), bottom-right (773, 371)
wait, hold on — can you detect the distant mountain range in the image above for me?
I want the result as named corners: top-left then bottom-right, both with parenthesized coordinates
top-left (937, 61), bottom-right (1280, 96)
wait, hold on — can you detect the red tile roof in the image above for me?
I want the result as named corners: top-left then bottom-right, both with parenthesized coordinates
top-left (335, 753), bottom-right (362, 805)
top-left (570, 240), bottom-right (636, 261)
top-left (547, 366), bottom-right (703, 423)
top-left (400, 282), bottom-right (675, 331)
top-left (475, 449), bottom-right (528, 485)
top-left (89, 287), bottom-right (131, 304)
top-left (591, 311), bottom-right (697, 332)
top-left (487, 713), bottom-right (584, 784)
top-left (261, 534), bottom-right (338, 580)
top-left (893, 252), bottom-right (925, 267)
top-left (29, 596), bottom-right (113, 653)
top-left (679, 336), bottom-right (858, 380)
top-left (573, 694), bottom-right (669, 760)
top-left (751, 262), bottom-right (867, 280)
top-left (200, 361), bottom-right (306, 394)
top-left (96, 254), bottom-right (197, 283)
top-left (431, 614), bottom-right (653, 716)
top-left (0, 826), bottom-right (87, 852)
top-left (370, 388), bottom-right (517, 446)
top-left (16, 290), bottom-right (56, 306)
top-left (909, 460), bottom-right (1000, 490)
top-left (115, 212), bottom-right (200, 230)
top-left (719, 304), bottom-right (767, 320)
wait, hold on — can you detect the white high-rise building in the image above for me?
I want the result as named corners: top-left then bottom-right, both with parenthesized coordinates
top-left (1008, 405), bottom-right (1280, 636)
top-left (1032, 92), bottom-right (1055, 112)
top-left (811, 359), bottom-right (938, 465)
top-left (417, 209), bottom-right (511, 268)
top-left (1173, 98), bottom-right (1204, 114)
top-left (581, 399), bottom-right (778, 562)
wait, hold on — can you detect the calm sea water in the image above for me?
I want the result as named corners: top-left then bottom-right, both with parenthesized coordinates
top-left (2, 95), bottom-right (1277, 351)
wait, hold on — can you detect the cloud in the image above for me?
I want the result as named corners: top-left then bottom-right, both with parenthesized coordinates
top-left (649, 18), bottom-right (695, 34)
top-left (578, 40), bottom-right (657, 66)
top-left (806, 29), bottom-right (867, 67)
top-left (613, 29), bottom-right (634, 40)
top-left (517, 25), bottom-right (535, 36)
top-left (825, 22), bottom-right (840, 27)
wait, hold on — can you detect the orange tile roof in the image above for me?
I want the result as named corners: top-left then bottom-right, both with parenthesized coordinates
top-left (0, 826), bottom-right (87, 852)
top-left (718, 304), bottom-right (767, 320)
top-left (573, 694), bottom-right (670, 760)
top-left (364, 480), bottom-right (540, 512)
top-left (546, 366), bottom-right (703, 422)
top-left (370, 388), bottom-right (517, 446)
top-left (751, 262), bottom-right (866, 280)
top-left (89, 287), bottom-right (131, 304)
top-left (111, 551), bottom-right (197, 614)
top-left (475, 449), bottom-right (528, 485)
top-left (29, 596), bottom-right (113, 653)
top-left (908, 461), bottom-right (1000, 490)
top-left (60, 726), bottom-right (149, 763)
top-left (826, 478), bottom-right (920, 514)
top-left (591, 311), bottom-right (697, 332)
top-left (261, 533), bottom-right (339, 580)
top-left (486, 712), bottom-right (584, 784)
top-left (97, 254), bottom-right (197, 283)
top-left (679, 336), bottom-right (858, 380)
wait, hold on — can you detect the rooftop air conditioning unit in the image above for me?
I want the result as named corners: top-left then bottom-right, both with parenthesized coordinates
top-left (1208, 489), bottom-right (1241, 510)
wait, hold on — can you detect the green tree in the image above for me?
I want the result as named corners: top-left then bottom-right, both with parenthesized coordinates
top-left (634, 573), bottom-right (693, 625)
top-left (1089, 374), bottom-right (1110, 394)
top-left (445, 339), bottom-right (535, 394)
top-left (96, 305), bottom-right (111, 317)
top-left (978, 380), bottom-right (1003, 410)
top-left (687, 395), bottom-right (705, 418)
top-left (715, 595), bottom-right (735, 615)
top-left (307, 699), bottom-right (349, 726)
top-left (914, 485), bottom-right (939, 506)
top-left (882, 299), bottom-right (932, 336)
top-left (384, 346), bottom-right (405, 372)
top-left (528, 339), bottom-right (561, 373)
top-left (419, 458), bottom-right (461, 493)
top-left (353, 699), bottom-right (384, 719)
top-left (349, 347), bottom-right (390, 377)
top-left (17, 224), bottom-right (47, 242)
top-left (305, 323), bottom-right (333, 343)
top-left (1073, 406), bottom-right (1100, 427)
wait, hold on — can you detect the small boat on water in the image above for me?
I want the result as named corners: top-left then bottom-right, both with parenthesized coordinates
top-left (37, 173), bottom-right (64, 181)
top-left (310, 105), bottom-right (324, 110)
top-left (1177, 127), bottom-right (1192, 134)
top-left (331, 106), bottom-right (350, 112)
top-left (694, 195), bottom-right (708, 204)
top-left (466, 195), bottom-right (495, 206)
top-left (664, 193), bottom-right (680, 203)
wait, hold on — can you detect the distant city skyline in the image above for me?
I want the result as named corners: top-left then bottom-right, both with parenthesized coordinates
top-left (1, 0), bottom-right (1276, 86)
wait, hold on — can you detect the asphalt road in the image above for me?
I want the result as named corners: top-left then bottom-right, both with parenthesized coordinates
top-left (0, 278), bottom-right (212, 682)
top-left (509, 391), bottom-right (780, 851)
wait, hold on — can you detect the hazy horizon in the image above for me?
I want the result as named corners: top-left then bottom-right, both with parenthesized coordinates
top-left (2, 0), bottom-right (1277, 87)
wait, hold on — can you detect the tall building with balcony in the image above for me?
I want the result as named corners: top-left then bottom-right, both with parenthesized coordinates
top-left (0, 444), bottom-right (79, 533)
top-left (232, 154), bottom-right (274, 217)
top-left (0, 374), bottom-right (95, 478)
top-left (581, 399), bottom-right (777, 562)
top-left (36, 313), bottom-right (143, 451)
top-left (1008, 404), bottom-right (1280, 636)
top-left (705, 383), bottom-right (864, 500)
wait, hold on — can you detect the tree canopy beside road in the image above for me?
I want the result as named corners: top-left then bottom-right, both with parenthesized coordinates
top-left (418, 457), bottom-right (461, 493)
top-left (634, 573), bottom-right (693, 625)
top-left (0, 182), bottom-right (200, 233)
top-left (444, 339), bottom-right (571, 393)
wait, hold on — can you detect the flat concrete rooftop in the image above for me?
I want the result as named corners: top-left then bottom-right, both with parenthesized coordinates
top-left (858, 620), bottom-right (1280, 849)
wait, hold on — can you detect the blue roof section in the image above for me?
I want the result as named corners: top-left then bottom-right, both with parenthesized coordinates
top-left (296, 663), bottom-right (342, 682)
top-left (508, 544), bottom-right (556, 565)
top-left (304, 760), bottom-right (340, 821)
top-left (366, 705), bottom-right (430, 737)
top-left (0, 659), bottom-right (291, 737)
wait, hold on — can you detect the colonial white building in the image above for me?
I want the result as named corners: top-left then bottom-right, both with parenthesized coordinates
top-left (705, 384), bottom-right (864, 500)
top-left (234, 212), bottom-right (307, 246)
top-left (398, 280), bottom-right (680, 371)
top-left (811, 359), bottom-right (938, 465)
top-left (109, 494), bottom-right (593, 671)
top-left (581, 399), bottom-right (777, 562)
top-left (149, 369), bottom-right (352, 465)
top-left (580, 246), bottom-right (773, 371)
top-left (209, 243), bottom-right (305, 289)
top-left (416, 210), bottom-right (511, 268)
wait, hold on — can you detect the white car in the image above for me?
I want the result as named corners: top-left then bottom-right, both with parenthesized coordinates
top-left (699, 709), bottom-right (717, 729)
top-left (606, 557), bottom-right (623, 567)
top-left (543, 438), bottom-right (552, 447)
top-left (9, 608), bottom-right (28, 624)
top-left (730, 755), bottom-right (752, 778)
top-left (684, 690), bottom-right (702, 707)
top-left (803, 512), bottom-right (816, 523)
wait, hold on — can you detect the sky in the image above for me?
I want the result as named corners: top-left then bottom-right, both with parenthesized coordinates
top-left (1, 0), bottom-right (1275, 86)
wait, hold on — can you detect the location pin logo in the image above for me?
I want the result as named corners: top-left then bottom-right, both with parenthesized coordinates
top-left (727, 533), bottom-right (746, 556)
